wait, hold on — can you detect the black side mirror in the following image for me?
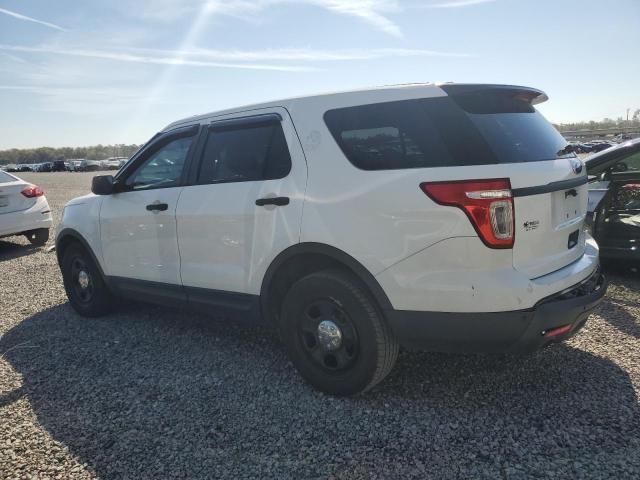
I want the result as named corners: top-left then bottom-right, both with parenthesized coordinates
top-left (91, 175), bottom-right (115, 195)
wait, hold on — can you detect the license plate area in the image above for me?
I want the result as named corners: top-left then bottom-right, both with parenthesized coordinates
top-left (552, 187), bottom-right (584, 228)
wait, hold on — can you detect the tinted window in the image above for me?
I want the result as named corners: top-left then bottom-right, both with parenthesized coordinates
top-left (198, 121), bottom-right (291, 183)
top-left (618, 151), bottom-right (640, 171)
top-left (324, 96), bottom-right (569, 170)
top-left (126, 136), bottom-right (193, 190)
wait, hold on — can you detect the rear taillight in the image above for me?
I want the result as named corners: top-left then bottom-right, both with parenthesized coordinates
top-left (420, 178), bottom-right (514, 249)
top-left (21, 185), bottom-right (45, 198)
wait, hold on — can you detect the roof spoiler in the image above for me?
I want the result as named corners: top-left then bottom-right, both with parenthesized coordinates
top-left (439, 84), bottom-right (549, 105)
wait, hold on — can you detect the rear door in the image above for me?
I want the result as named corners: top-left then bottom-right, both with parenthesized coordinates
top-left (590, 148), bottom-right (640, 249)
top-left (585, 138), bottom-right (640, 214)
top-left (176, 108), bottom-right (307, 298)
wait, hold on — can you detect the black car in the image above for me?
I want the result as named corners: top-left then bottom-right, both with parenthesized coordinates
top-left (586, 138), bottom-right (640, 263)
top-left (52, 160), bottom-right (66, 172)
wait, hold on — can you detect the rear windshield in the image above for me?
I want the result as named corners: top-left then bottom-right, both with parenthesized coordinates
top-left (324, 95), bottom-right (569, 170)
top-left (0, 171), bottom-right (16, 182)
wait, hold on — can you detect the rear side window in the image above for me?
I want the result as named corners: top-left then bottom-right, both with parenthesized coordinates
top-left (198, 121), bottom-right (291, 183)
top-left (324, 95), bottom-right (568, 170)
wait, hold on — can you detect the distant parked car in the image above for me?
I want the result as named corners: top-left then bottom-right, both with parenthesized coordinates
top-left (79, 160), bottom-right (101, 172)
top-left (0, 170), bottom-right (53, 246)
top-left (67, 160), bottom-right (84, 172)
top-left (52, 160), bottom-right (66, 172)
top-left (586, 138), bottom-right (640, 263)
top-left (581, 141), bottom-right (615, 153)
top-left (4, 164), bottom-right (18, 172)
top-left (100, 159), bottom-right (124, 170)
top-left (36, 162), bottom-right (53, 172)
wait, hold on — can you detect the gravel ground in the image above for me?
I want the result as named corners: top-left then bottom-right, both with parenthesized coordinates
top-left (1, 172), bottom-right (639, 479)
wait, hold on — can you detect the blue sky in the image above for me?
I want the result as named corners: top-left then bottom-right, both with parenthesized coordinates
top-left (0, 0), bottom-right (638, 149)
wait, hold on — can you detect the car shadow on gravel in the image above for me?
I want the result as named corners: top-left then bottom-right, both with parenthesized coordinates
top-left (0, 240), bottom-right (39, 262)
top-left (601, 267), bottom-right (640, 339)
top-left (1, 302), bottom-right (639, 479)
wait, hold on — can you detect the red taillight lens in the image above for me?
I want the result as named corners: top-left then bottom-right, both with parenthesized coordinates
top-left (21, 185), bottom-right (45, 198)
top-left (420, 178), bottom-right (514, 249)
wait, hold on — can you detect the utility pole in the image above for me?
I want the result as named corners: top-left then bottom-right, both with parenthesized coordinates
top-left (627, 108), bottom-right (630, 121)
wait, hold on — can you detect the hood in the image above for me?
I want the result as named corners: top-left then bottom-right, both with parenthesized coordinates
top-left (584, 137), bottom-right (640, 176)
top-left (66, 193), bottom-right (98, 207)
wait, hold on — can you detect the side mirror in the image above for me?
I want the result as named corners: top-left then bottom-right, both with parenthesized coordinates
top-left (91, 175), bottom-right (115, 195)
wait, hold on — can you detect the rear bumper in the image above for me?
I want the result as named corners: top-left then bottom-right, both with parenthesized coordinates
top-left (0, 199), bottom-right (53, 238)
top-left (385, 267), bottom-right (607, 353)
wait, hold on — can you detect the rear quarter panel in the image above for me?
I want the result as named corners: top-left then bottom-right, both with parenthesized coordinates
top-left (289, 87), bottom-right (482, 276)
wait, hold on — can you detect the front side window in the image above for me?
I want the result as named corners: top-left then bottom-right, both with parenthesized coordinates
top-left (125, 136), bottom-right (194, 190)
top-left (198, 121), bottom-right (291, 183)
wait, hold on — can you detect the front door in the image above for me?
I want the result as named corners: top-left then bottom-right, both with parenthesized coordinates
top-left (100, 128), bottom-right (198, 287)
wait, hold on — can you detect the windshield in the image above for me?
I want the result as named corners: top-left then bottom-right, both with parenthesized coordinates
top-left (450, 90), bottom-right (571, 163)
top-left (468, 110), bottom-right (571, 162)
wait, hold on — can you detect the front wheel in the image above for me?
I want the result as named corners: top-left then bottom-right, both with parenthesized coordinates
top-left (280, 269), bottom-right (399, 396)
top-left (61, 243), bottom-right (114, 317)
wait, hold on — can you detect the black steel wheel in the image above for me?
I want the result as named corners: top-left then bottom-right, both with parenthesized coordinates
top-left (70, 256), bottom-right (94, 304)
top-left (61, 243), bottom-right (114, 317)
top-left (281, 269), bottom-right (398, 396)
top-left (298, 298), bottom-right (360, 372)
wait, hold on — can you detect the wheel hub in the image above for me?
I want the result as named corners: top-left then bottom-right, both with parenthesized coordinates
top-left (317, 320), bottom-right (342, 351)
top-left (78, 270), bottom-right (90, 289)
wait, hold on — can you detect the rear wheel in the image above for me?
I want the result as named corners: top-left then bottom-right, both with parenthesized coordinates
top-left (24, 228), bottom-right (49, 246)
top-left (280, 269), bottom-right (398, 396)
top-left (61, 243), bottom-right (113, 317)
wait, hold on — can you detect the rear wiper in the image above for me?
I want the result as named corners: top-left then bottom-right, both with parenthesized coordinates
top-left (556, 146), bottom-right (577, 158)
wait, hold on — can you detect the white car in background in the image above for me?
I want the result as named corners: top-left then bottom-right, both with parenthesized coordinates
top-left (0, 170), bottom-right (53, 246)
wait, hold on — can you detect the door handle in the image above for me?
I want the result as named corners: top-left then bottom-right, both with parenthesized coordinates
top-left (255, 196), bottom-right (290, 207)
top-left (146, 202), bottom-right (168, 212)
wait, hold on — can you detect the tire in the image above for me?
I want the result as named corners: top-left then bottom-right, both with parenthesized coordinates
top-left (61, 243), bottom-right (114, 317)
top-left (280, 269), bottom-right (399, 396)
top-left (25, 228), bottom-right (49, 246)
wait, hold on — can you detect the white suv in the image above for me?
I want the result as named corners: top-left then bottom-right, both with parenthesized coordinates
top-left (56, 84), bottom-right (606, 395)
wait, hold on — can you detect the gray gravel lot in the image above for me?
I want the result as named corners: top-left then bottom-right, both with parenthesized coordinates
top-left (1, 172), bottom-right (639, 479)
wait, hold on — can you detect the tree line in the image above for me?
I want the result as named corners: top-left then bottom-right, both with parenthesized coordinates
top-left (2, 111), bottom-right (639, 165)
top-left (555, 109), bottom-right (640, 132)
top-left (0, 144), bottom-right (141, 165)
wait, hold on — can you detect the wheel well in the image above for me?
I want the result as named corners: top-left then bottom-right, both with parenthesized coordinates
top-left (55, 234), bottom-right (81, 266)
top-left (261, 245), bottom-right (392, 327)
top-left (55, 230), bottom-right (105, 277)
